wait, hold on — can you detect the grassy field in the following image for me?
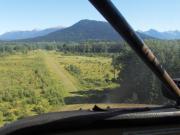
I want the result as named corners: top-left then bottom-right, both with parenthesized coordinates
top-left (0, 50), bottom-right (119, 125)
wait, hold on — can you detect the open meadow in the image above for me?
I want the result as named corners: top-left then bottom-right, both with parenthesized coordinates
top-left (0, 50), bottom-right (119, 125)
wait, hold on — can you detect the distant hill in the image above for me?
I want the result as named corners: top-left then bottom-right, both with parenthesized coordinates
top-left (0, 27), bottom-right (64, 41)
top-left (26, 19), bottom-right (153, 42)
top-left (141, 29), bottom-right (180, 40)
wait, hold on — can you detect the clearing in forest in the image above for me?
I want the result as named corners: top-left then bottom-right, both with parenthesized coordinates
top-left (0, 50), bottom-right (118, 125)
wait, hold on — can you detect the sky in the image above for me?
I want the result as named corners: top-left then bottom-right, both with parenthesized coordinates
top-left (0, 0), bottom-right (180, 34)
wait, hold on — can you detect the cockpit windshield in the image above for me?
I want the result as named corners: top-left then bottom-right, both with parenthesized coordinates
top-left (0, 0), bottom-right (179, 126)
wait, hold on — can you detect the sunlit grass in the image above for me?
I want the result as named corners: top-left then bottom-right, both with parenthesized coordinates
top-left (0, 50), bottom-right (119, 126)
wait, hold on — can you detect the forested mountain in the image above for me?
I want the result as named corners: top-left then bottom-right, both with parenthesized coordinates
top-left (25, 20), bottom-right (153, 42)
top-left (1, 20), bottom-right (180, 41)
top-left (0, 27), bottom-right (64, 41)
top-left (142, 29), bottom-right (180, 40)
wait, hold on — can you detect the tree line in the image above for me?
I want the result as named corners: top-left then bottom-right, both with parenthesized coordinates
top-left (0, 41), bottom-right (123, 55)
top-left (112, 40), bottom-right (180, 104)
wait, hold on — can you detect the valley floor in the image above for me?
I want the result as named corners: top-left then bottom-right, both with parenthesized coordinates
top-left (0, 50), bottom-right (119, 125)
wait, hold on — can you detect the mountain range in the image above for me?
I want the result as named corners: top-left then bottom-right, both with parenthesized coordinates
top-left (0, 20), bottom-right (180, 41)
top-left (24, 20), bottom-right (152, 42)
top-left (29, 19), bottom-right (123, 42)
top-left (142, 29), bottom-right (180, 40)
top-left (0, 27), bottom-right (64, 41)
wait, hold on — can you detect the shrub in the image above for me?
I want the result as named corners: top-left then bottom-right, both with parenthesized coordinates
top-left (32, 99), bottom-right (50, 114)
top-left (0, 111), bottom-right (4, 124)
top-left (43, 88), bottom-right (64, 105)
top-left (65, 64), bottom-right (81, 75)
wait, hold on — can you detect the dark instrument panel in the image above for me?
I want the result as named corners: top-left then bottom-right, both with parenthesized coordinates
top-left (45, 125), bottom-right (180, 135)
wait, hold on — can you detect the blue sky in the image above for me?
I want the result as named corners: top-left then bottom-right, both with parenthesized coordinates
top-left (0, 0), bottom-right (180, 34)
